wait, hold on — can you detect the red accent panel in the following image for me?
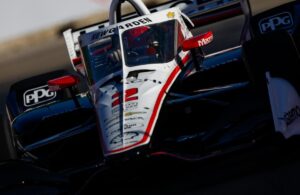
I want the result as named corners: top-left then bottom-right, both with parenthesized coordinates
top-left (182, 31), bottom-right (213, 51)
top-left (112, 99), bottom-right (121, 107)
top-left (112, 92), bottom-right (120, 99)
top-left (48, 75), bottom-right (79, 91)
top-left (72, 57), bottom-right (82, 65)
top-left (125, 96), bottom-right (138, 102)
top-left (125, 88), bottom-right (138, 102)
top-left (125, 88), bottom-right (138, 97)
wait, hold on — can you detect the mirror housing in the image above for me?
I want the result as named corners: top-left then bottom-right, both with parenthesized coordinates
top-left (48, 75), bottom-right (79, 92)
top-left (182, 31), bottom-right (214, 51)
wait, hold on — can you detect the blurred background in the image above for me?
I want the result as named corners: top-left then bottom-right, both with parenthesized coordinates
top-left (0, 0), bottom-right (110, 42)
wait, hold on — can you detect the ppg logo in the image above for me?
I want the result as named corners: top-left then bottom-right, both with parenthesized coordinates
top-left (259, 12), bottom-right (293, 34)
top-left (23, 85), bottom-right (56, 107)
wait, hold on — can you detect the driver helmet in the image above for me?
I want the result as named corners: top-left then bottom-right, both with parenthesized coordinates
top-left (126, 26), bottom-right (150, 46)
top-left (126, 26), bottom-right (159, 55)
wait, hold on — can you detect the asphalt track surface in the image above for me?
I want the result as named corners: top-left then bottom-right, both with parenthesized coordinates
top-left (81, 139), bottom-right (300, 195)
top-left (1, 1), bottom-right (300, 194)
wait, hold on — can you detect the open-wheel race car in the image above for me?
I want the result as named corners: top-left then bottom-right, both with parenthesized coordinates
top-left (1, 0), bottom-right (300, 194)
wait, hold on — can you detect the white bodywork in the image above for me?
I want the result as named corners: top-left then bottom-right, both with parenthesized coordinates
top-left (266, 72), bottom-right (300, 138)
top-left (64, 4), bottom-right (193, 157)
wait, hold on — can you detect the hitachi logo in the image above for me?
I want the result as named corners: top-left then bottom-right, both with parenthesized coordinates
top-left (23, 85), bottom-right (56, 107)
top-left (259, 12), bottom-right (293, 34)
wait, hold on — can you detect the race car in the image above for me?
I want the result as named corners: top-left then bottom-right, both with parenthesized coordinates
top-left (1, 0), bottom-right (300, 193)
top-left (61, 0), bottom-right (300, 160)
top-left (60, 0), bottom-right (252, 161)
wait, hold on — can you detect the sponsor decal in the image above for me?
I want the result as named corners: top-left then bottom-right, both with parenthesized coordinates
top-left (259, 12), bottom-right (293, 34)
top-left (198, 33), bottom-right (213, 47)
top-left (125, 116), bottom-right (144, 121)
top-left (91, 18), bottom-right (152, 41)
top-left (104, 115), bottom-right (120, 126)
top-left (23, 85), bottom-right (56, 107)
top-left (124, 132), bottom-right (140, 141)
top-left (111, 88), bottom-right (138, 108)
top-left (110, 134), bottom-right (122, 144)
top-left (124, 123), bottom-right (144, 130)
top-left (280, 105), bottom-right (300, 126)
top-left (106, 121), bottom-right (120, 130)
top-left (125, 111), bottom-right (147, 117)
top-left (112, 106), bottom-right (121, 114)
top-left (125, 102), bottom-right (138, 111)
top-left (182, 31), bottom-right (213, 50)
top-left (109, 129), bottom-right (122, 137)
top-left (110, 132), bottom-right (140, 144)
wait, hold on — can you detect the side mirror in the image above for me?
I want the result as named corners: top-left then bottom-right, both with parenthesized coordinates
top-left (48, 75), bottom-right (81, 108)
top-left (48, 75), bottom-right (79, 92)
top-left (182, 31), bottom-right (213, 51)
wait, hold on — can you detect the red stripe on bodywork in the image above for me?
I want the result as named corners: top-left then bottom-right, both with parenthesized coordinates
top-left (125, 88), bottom-right (138, 102)
top-left (125, 96), bottom-right (138, 102)
top-left (112, 92), bottom-right (121, 107)
top-left (126, 88), bottom-right (138, 97)
top-left (107, 54), bottom-right (191, 155)
top-left (112, 99), bottom-right (120, 107)
top-left (112, 92), bottom-right (120, 99)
